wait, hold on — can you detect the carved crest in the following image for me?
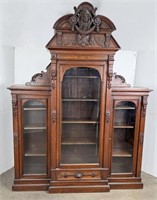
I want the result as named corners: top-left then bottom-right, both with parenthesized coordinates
top-left (46, 2), bottom-right (119, 49)
top-left (70, 2), bottom-right (101, 35)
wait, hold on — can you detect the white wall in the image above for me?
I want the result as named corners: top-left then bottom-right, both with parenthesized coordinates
top-left (0, 46), bottom-right (14, 174)
top-left (1, 0), bottom-right (157, 176)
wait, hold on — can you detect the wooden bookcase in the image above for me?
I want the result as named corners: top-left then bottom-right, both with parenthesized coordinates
top-left (8, 2), bottom-right (151, 193)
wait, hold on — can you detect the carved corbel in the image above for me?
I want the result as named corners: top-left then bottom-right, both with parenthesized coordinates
top-left (141, 96), bottom-right (148, 117)
top-left (12, 94), bottom-right (18, 118)
top-left (51, 68), bottom-right (57, 90)
top-left (107, 55), bottom-right (114, 89)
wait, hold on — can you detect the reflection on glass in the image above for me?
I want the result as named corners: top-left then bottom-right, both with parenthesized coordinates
top-left (61, 67), bottom-right (101, 164)
top-left (23, 100), bottom-right (47, 174)
top-left (112, 101), bottom-right (136, 173)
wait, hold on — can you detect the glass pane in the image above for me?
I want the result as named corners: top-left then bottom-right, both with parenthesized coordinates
top-left (112, 101), bottom-right (136, 173)
top-left (23, 100), bottom-right (47, 174)
top-left (61, 67), bottom-right (101, 164)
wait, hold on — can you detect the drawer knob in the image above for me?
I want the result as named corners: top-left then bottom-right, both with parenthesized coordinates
top-left (75, 172), bottom-right (83, 178)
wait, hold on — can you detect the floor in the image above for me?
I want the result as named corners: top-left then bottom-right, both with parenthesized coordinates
top-left (0, 168), bottom-right (157, 200)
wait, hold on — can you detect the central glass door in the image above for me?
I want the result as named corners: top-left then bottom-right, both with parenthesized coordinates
top-left (61, 67), bottom-right (101, 164)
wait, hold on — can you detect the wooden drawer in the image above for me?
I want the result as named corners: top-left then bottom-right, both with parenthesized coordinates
top-left (56, 169), bottom-right (102, 181)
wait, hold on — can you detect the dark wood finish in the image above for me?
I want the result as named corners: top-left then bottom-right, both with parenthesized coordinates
top-left (8, 2), bottom-right (151, 193)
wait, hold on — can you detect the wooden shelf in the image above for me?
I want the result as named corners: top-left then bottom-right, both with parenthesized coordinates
top-left (115, 106), bottom-right (135, 110)
top-left (62, 98), bottom-right (99, 102)
top-left (62, 137), bottom-right (97, 145)
top-left (24, 124), bottom-right (46, 130)
top-left (64, 76), bottom-right (99, 79)
top-left (62, 120), bottom-right (99, 124)
top-left (23, 108), bottom-right (46, 111)
top-left (112, 149), bottom-right (132, 157)
top-left (114, 124), bottom-right (134, 129)
top-left (24, 153), bottom-right (46, 157)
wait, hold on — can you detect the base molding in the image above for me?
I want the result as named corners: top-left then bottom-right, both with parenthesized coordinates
top-left (109, 182), bottom-right (143, 189)
top-left (49, 185), bottom-right (110, 193)
top-left (12, 184), bottom-right (49, 191)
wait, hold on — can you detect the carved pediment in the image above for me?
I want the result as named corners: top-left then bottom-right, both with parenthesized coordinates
top-left (46, 2), bottom-right (120, 50)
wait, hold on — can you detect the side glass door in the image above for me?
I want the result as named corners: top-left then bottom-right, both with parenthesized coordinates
top-left (22, 99), bottom-right (47, 175)
top-left (112, 101), bottom-right (136, 173)
top-left (61, 67), bottom-right (101, 164)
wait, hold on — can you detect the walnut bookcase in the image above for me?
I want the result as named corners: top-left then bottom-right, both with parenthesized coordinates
top-left (8, 2), bottom-right (151, 193)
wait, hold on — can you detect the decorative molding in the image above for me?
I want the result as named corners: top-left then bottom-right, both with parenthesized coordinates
top-left (59, 33), bottom-right (110, 47)
top-left (51, 110), bottom-right (57, 123)
top-left (51, 69), bottom-right (57, 89)
top-left (69, 3), bottom-right (101, 35)
top-left (105, 112), bottom-right (110, 123)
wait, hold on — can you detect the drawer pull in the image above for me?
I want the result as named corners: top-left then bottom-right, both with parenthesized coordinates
top-left (75, 172), bottom-right (83, 178)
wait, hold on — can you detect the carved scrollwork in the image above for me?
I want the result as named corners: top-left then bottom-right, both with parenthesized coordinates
top-left (51, 110), bottom-right (56, 123)
top-left (25, 69), bottom-right (51, 86)
top-left (114, 74), bottom-right (126, 83)
top-left (31, 73), bottom-right (43, 82)
top-left (51, 69), bottom-right (57, 89)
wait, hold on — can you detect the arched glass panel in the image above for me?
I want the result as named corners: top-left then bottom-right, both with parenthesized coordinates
top-left (61, 67), bottom-right (101, 164)
top-left (112, 101), bottom-right (136, 173)
top-left (23, 100), bottom-right (47, 174)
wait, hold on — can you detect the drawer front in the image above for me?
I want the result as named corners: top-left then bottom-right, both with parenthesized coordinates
top-left (56, 170), bottom-right (102, 181)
